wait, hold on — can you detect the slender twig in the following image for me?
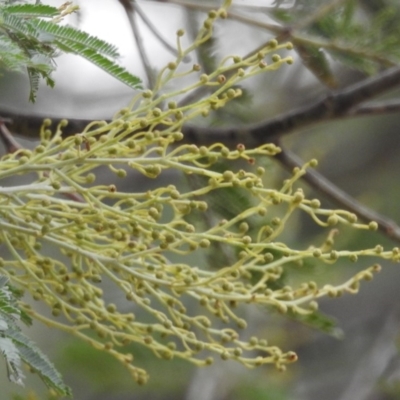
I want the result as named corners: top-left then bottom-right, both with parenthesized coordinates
top-left (275, 144), bottom-right (400, 242)
top-left (0, 121), bottom-right (23, 153)
top-left (119, 0), bottom-right (190, 88)
top-left (134, 1), bottom-right (191, 62)
top-left (350, 100), bottom-right (400, 116)
top-left (220, 7), bottom-right (284, 35)
top-left (119, 0), bottom-right (156, 88)
top-left (151, 0), bottom-right (284, 40)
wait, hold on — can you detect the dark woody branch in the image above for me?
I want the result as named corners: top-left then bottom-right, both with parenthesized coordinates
top-left (3, 65), bottom-right (400, 144)
top-left (348, 100), bottom-right (400, 116)
top-left (184, 64), bottom-right (400, 145)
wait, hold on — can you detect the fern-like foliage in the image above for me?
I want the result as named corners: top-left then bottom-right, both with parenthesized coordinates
top-left (0, 1), bottom-right (142, 101)
top-left (0, 275), bottom-right (71, 396)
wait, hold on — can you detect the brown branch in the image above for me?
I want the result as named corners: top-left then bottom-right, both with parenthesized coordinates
top-left (0, 120), bottom-right (23, 153)
top-left (350, 100), bottom-right (400, 116)
top-left (275, 144), bottom-right (400, 242)
top-left (177, 65), bottom-right (400, 146)
top-left (118, 0), bottom-right (190, 86)
top-left (119, 0), bottom-right (156, 88)
top-left (4, 65), bottom-right (400, 143)
top-left (133, 1), bottom-right (190, 62)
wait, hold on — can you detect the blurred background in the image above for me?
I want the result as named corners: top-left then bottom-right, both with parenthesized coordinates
top-left (2, 0), bottom-right (400, 399)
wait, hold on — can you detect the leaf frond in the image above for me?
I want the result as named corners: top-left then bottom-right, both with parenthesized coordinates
top-left (2, 3), bottom-right (59, 18)
top-left (56, 38), bottom-right (142, 89)
top-left (31, 19), bottom-right (121, 58)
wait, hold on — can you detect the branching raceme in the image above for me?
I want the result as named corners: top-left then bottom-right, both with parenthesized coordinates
top-left (0, 1), bottom-right (397, 393)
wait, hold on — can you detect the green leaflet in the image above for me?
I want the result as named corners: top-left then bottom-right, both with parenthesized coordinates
top-left (55, 38), bottom-right (142, 90)
top-left (0, 275), bottom-right (71, 396)
top-left (7, 329), bottom-right (72, 396)
top-left (0, 276), bottom-right (25, 387)
top-left (0, 275), bottom-right (19, 319)
top-left (286, 310), bottom-right (343, 339)
top-left (0, 35), bottom-right (31, 71)
top-left (0, 337), bottom-right (24, 385)
top-left (2, 3), bottom-right (59, 18)
top-left (30, 18), bottom-right (121, 58)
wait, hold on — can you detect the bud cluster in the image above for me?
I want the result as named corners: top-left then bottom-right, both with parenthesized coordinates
top-left (0, 2), bottom-right (392, 386)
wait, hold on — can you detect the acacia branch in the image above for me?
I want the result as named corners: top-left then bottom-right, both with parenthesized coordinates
top-left (2, 66), bottom-right (400, 241)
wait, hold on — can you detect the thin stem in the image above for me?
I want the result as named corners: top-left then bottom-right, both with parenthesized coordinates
top-left (120, 0), bottom-right (156, 88)
top-left (134, 1), bottom-right (190, 62)
top-left (0, 121), bottom-right (23, 153)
